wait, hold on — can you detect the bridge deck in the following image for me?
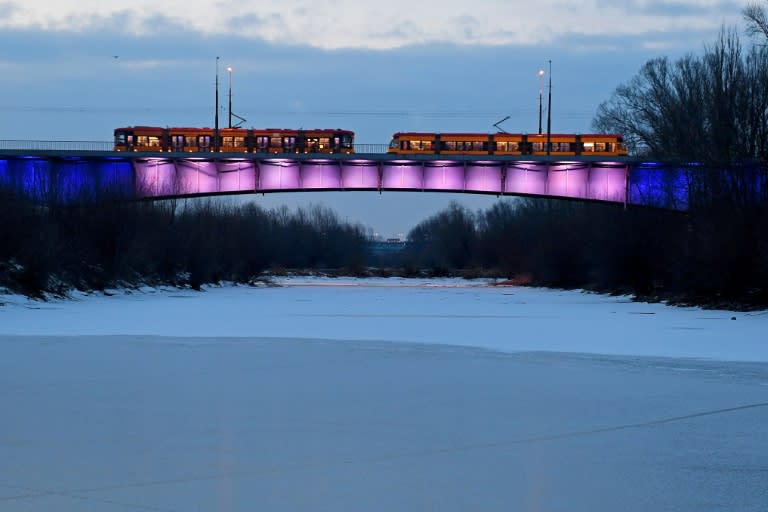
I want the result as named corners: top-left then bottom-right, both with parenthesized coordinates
top-left (0, 149), bottom-right (690, 210)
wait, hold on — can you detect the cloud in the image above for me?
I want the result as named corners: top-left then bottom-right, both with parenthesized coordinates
top-left (595, 0), bottom-right (743, 17)
top-left (0, 1), bottom-right (20, 20)
top-left (227, 11), bottom-right (286, 33)
top-left (0, 0), bottom-right (745, 50)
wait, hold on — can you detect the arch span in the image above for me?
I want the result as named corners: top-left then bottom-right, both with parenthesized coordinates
top-left (0, 150), bottom-right (695, 210)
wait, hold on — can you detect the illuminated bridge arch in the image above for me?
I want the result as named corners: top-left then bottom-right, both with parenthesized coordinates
top-left (0, 150), bottom-right (696, 210)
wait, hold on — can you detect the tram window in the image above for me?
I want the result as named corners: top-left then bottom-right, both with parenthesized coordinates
top-left (443, 141), bottom-right (456, 151)
top-left (283, 137), bottom-right (296, 150)
top-left (319, 137), bottom-right (330, 149)
top-left (270, 137), bottom-right (282, 148)
top-left (223, 136), bottom-right (244, 147)
top-left (583, 142), bottom-right (595, 152)
top-left (185, 136), bottom-right (197, 147)
top-left (532, 142), bottom-right (544, 152)
top-left (472, 141), bottom-right (485, 151)
top-left (199, 136), bottom-right (211, 149)
top-left (556, 142), bottom-right (570, 152)
top-left (390, 139), bottom-right (399, 149)
top-left (495, 142), bottom-right (506, 151)
top-left (171, 135), bottom-right (184, 151)
top-left (343, 135), bottom-right (353, 148)
top-left (334, 137), bottom-right (340, 148)
top-left (116, 133), bottom-right (127, 145)
top-left (255, 136), bottom-right (268, 150)
top-left (136, 136), bottom-right (159, 147)
top-left (594, 142), bottom-right (607, 152)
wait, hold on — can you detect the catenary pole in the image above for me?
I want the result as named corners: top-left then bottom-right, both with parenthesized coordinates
top-left (546, 60), bottom-right (552, 156)
top-left (215, 56), bottom-right (220, 151)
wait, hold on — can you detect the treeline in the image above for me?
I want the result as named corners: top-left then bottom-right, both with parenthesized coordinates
top-left (0, 190), bottom-right (370, 297)
top-left (394, 198), bottom-right (768, 308)
top-left (593, 29), bottom-right (768, 164)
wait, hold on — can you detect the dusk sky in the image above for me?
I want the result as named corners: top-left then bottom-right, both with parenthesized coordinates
top-left (0, 1), bottom-right (747, 236)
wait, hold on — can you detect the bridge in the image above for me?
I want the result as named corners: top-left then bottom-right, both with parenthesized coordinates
top-left (0, 141), bottom-right (695, 209)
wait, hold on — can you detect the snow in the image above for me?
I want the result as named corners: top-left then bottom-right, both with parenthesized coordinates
top-left (2, 278), bottom-right (768, 511)
top-left (1, 277), bottom-right (766, 362)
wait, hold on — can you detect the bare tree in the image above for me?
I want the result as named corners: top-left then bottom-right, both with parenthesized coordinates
top-left (744, 2), bottom-right (768, 41)
top-left (594, 28), bottom-right (767, 166)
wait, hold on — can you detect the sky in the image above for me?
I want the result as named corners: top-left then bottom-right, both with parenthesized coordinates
top-left (0, 0), bottom-right (749, 236)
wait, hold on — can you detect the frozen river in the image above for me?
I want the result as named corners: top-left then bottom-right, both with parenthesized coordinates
top-left (1, 279), bottom-right (767, 511)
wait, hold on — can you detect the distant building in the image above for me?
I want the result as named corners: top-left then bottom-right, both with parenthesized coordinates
top-left (368, 238), bottom-right (408, 256)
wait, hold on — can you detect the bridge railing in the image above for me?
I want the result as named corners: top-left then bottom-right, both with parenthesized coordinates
top-left (0, 140), bottom-right (114, 151)
top-left (352, 144), bottom-right (389, 154)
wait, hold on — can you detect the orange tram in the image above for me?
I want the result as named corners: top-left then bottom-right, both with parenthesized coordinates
top-left (387, 132), bottom-right (628, 157)
top-left (114, 127), bottom-right (355, 154)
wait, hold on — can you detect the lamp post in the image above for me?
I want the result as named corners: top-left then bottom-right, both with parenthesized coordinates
top-left (214, 56), bottom-right (220, 152)
top-left (546, 60), bottom-right (552, 156)
top-left (538, 68), bottom-right (545, 135)
top-left (227, 66), bottom-right (233, 129)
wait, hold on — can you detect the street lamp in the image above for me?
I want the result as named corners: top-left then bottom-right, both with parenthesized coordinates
top-left (214, 56), bottom-right (220, 152)
top-left (546, 60), bottom-right (552, 156)
top-left (227, 66), bottom-right (233, 129)
top-left (538, 68), bottom-right (545, 135)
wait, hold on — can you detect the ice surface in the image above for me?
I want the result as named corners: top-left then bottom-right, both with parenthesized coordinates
top-left (1, 279), bottom-right (767, 511)
top-left (1, 277), bottom-right (766, 361)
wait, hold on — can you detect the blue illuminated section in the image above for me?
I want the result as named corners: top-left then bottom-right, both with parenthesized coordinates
top-left (630, 161), bottom-right (767, 210)
top-left (0, 159), bottom-right (8, 188)
top-left (55, 159), bottom-right (136, 202)
top-left (56, 160), bottom-right (95, 202)
top-left (93, 160), bottom-right (135, 199)
top-left (0, 156), bottom-right (136, 202)
top-left (10, 158), bottom-right (53, 200)
top-left (629, 162), bottom-right (690, 210)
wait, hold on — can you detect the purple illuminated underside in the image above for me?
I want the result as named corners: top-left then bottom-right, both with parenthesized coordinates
top-left (134, 159), bottom-right (632, 205)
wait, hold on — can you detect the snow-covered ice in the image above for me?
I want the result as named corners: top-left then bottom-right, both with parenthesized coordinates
top-left (1, 277), bottom-right (766, 361)
top-left (1, 279), bottom-right (767, 511)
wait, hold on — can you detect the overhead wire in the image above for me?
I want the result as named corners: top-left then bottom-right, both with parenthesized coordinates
top-left (0, 105), bottom-right (596, 120)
